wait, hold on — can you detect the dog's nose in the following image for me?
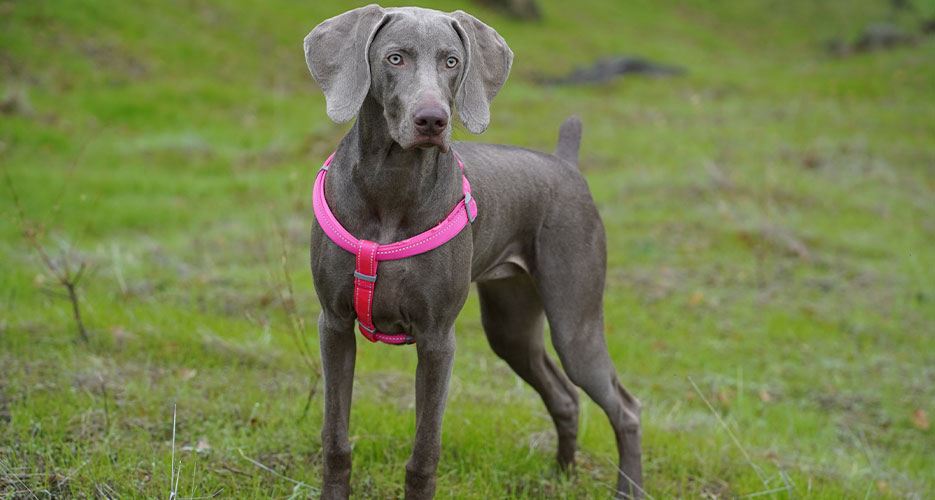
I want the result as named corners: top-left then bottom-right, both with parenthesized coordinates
top-left (413, 107), bottom-right (449, 137)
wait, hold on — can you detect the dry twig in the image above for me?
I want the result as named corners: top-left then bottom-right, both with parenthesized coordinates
top-left (238, 448), bottom-right (319, 493)
top-left (3, 169), bottom-right (91, 342)
top-left (267, 217), bottom-right (322, 417)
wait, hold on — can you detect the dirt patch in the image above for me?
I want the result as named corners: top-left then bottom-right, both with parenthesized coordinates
top-left (80, 41), bottom-right (150, 83)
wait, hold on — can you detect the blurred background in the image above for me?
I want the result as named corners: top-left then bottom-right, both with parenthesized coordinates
top-left (1, 0), bottom-right (933, 498)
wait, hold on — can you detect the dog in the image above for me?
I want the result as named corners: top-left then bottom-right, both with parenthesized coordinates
top-left (305, 5), bottom-right (643, 499)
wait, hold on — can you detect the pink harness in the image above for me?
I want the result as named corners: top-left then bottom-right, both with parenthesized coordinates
top-left (312, 152), bottom-right (478, 345)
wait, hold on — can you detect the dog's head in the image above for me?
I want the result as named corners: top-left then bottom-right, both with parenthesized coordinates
top-left (304, 5), bottom-right (513, 152)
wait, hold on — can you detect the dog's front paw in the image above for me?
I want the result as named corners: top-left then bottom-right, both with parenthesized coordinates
top-left (320, 450), bottom-right (352, 500)
top-left (319, 482), bottom-right (351, 500)
top-left (404, 467), bottom-right (437, 500)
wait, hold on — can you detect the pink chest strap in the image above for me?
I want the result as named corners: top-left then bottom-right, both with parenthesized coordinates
top-left (312, 152), bottom-right (478, 345)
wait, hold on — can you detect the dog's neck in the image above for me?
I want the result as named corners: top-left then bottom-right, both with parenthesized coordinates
top-left (326, 95), bottom-right (463, 241)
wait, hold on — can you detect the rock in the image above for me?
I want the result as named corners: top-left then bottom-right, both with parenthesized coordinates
top-left (542, 56), bottom-right (685, 85)
top-left (890, 0), bottom-right (912, 10)
top-left (473, 0), bottom-right (541, 21)
top-left (853, 22), bottom-right (917, 52)
top-left (824, 38), bottom-right (851, 57)
top-left (824, 22), bottom-right (919, 57)
top-left (0, 88), bottom-right (33, 117)
top-left (921, 18), bottom-right (935, 35)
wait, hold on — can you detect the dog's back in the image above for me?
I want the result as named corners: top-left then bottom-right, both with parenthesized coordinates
top-left (453, 116), bottom-right (601, 282)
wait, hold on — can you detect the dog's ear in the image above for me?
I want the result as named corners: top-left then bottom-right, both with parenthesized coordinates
top-left (305, 5), bottom-right (387, 123)
top-left (450, 11), bottom-right (513, 134)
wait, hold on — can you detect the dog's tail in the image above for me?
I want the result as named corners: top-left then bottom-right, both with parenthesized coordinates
top-left (554, 115), bottom-right (582, 166)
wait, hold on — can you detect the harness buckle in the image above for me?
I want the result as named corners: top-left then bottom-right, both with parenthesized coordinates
top-left (357, 322), bottom-right (378, 343)
top-left (464, 192), bottom-right (476, 223)
top-left (354, 270), bottom-right (377, 282)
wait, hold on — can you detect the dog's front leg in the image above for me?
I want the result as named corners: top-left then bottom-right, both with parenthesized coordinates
top-left (318, 313), bottom-right (356, 500)
top-left (405, 327), bottom-right (456, 500)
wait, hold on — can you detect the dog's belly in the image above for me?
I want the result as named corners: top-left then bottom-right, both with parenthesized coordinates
top-left (472, 238), bottom-right (532, 283)
top-left (475, 254), bottom-right (528, 281)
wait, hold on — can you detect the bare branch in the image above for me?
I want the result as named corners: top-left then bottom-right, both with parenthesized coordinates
top-left (264, 216), bottom-right (322, 417)
top-left (4, 166), bottom-right (92, 343)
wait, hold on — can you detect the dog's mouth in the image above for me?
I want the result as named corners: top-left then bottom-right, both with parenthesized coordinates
top-left (411, 135), bottom-right (449, 153)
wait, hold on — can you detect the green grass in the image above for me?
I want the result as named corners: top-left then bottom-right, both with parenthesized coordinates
top-left (2, 0), bottom-right (934, 498)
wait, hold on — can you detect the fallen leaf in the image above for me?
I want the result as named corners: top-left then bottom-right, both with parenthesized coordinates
top-left (759, 389), bottom-right (772, 403)
top-left (716, 390), bottom-right (731, 406)
top-left (196, 437), bottom-right (211, 453)
top-left (802, 152), bottom-right (822, 169)
top-left (736, 230), bottom-right (757, 249)
top-left (688, 291), bottom-right (704, 306)
top-left (911, 409), bottom-right (930, 430)
top-left (111, 326), bottom-right (135, 341)
top-left (179, 368), bottom-right (198, 381)
top-left (876, 480), bottom-right (887, 493)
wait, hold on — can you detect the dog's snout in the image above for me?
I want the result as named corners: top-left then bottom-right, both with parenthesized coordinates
top-left (413, 107), bottom-right (449, 137)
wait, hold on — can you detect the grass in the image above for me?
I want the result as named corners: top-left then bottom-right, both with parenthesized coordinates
top-left (1, 0), bottom-right (934, 498)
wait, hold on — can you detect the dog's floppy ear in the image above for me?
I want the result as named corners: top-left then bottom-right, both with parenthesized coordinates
top-left (305, 4), bottom-right (387, 123)
top-left (450, 11), bottom-right (513, 134)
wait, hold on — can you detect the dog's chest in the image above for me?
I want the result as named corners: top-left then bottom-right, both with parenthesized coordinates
top-left (312, 228), bottom-right (473, 333)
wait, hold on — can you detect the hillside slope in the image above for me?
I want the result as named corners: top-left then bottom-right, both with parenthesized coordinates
top-left (2, 1), bottom-right (933, 498)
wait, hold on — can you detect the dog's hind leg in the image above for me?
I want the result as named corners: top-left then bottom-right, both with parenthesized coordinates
top-left (533, 216), bottom-right (644, 499)
top-left (549, 320), bottom-right (643, 499)
top-left (477, 274), bottom-right (580, 469)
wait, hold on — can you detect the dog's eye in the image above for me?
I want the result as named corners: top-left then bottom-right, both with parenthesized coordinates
top-left (387, 54), bottom-right (403, 65)
top-left (445, 57), bottom-right (458, 68)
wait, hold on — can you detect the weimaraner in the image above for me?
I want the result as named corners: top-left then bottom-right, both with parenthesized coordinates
top-left (305, 5), bottom-right (643, 499)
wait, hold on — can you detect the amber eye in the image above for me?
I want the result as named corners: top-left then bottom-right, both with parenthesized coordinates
top-left (387, 54), bottom-right (403, 65)
top-left (446, 56), bottom-right (458, 68)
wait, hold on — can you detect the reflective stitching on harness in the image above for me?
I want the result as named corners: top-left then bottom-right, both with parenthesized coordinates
top-left (316, 174), bottom-right (359, 250)
top-left (376, 208), bottom-right (466, 256)
top-left (354, 245), bottom-right (363, 326)
top-left (365, 243), bottom-right (376, 327)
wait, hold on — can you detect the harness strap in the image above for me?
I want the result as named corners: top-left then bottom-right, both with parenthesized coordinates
top-left (314, 151), bottom-right (473, 346)
top-left (353, 240), bottom-right (414, 344)
top-left (353, 240), bottom-right (378, 342)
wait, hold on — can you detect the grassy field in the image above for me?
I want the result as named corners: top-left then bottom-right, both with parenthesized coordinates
top-left (2, 0), bottom-right (934, 498)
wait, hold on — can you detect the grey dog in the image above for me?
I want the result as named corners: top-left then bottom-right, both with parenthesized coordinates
top-left (305, 5), bottom-right (643, 499)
